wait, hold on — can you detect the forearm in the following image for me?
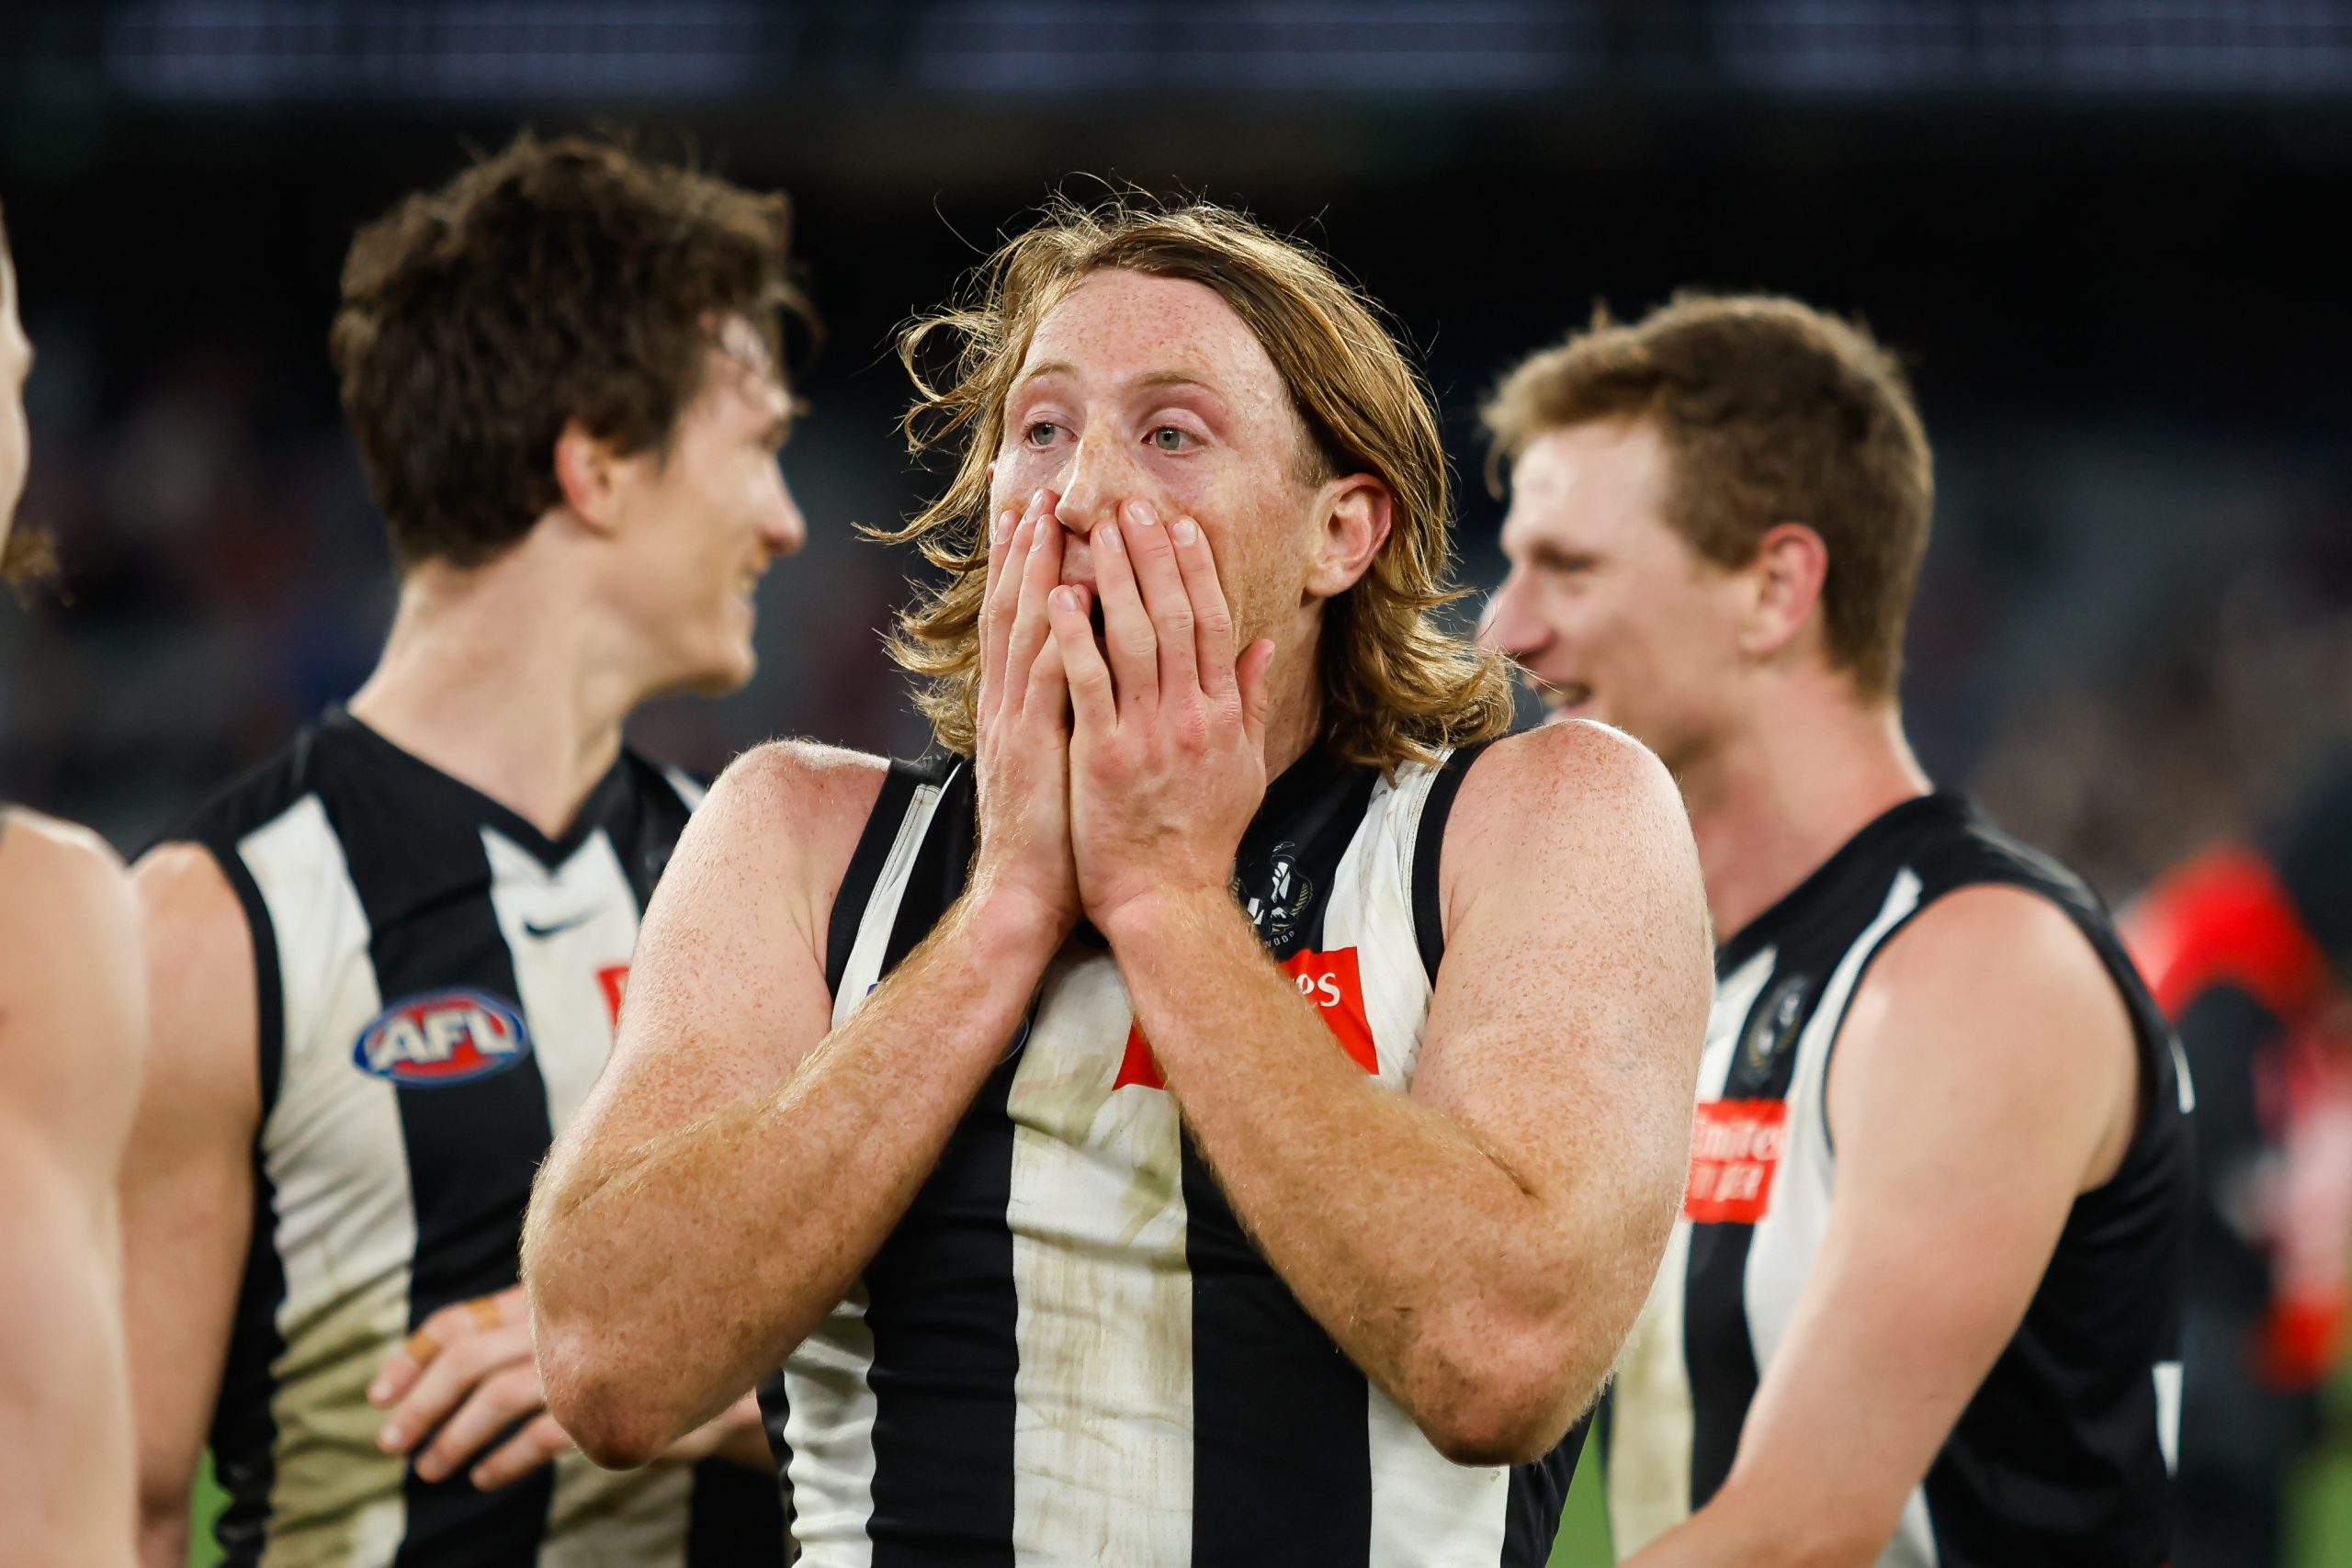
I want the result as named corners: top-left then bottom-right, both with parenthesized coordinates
top-left (1109, 892), bottom-right (1587, 1457)
top-left (526, 892), bottom-right (1057, 1461)
top-left (1622, 1477), bottom-right (1883, 1568)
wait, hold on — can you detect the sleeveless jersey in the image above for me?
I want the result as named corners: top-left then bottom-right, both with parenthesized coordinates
top-left (174, 709), bottom-right (789, 1568)
top-left (1605, 792), bottom-right (2193, 1567)
top-left (759, 742), bottom-right (1582, 1567)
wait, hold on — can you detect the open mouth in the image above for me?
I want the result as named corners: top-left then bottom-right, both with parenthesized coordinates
top-left (1533, 678), bottom-right (1594, 721)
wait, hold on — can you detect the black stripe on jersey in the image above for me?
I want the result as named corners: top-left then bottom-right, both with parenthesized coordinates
top-left (334, 797), bottom-right (560, 1565)
top-left (826, 761), bottom-right (923, 995)
top-left (1410, 739), bottom-right (1493, 983)
top-left (1192, 750), bottom-right (1380, 1567)
top-left (854, 765), bottom-right (1023, 1567)
top-left (1503, 1418), bottom-right (1589, 1567)
top-left (209, 1141), bottom-right (289, 1568)
top-left (1682, 976), bottom-right (1815, 1511)
top-left (685, 1457), bottom-right (789, 1567)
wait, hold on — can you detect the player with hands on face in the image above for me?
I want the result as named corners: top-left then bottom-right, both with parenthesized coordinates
top-left (526, 196), bottom-right (1713, 1567)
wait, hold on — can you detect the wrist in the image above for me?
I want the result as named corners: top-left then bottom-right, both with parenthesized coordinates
top-left (1095, 881), bottom-right (1244, 953)
top-left (950, 880), bottom-right (1071, 971)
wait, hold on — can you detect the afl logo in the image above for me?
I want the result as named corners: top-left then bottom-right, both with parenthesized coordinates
top-left (353, 989), bottom-right (533, 1087)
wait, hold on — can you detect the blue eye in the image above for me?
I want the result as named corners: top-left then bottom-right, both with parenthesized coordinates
top-left (1149, 426), bottom-right (1193, 453)
top-left (1024, 422), bottom-right (1060, 447)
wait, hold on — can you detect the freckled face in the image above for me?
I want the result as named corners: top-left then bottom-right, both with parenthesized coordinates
top-left (991, 268), bottom-right (1329, 651)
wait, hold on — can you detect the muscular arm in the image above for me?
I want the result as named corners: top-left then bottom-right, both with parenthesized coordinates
top-left (119, 844), bottom-right (261, 1568)
top-left (0, 811), bottom-right (151, 1568)
top-left (1110, 723), bottom-right (1714, 1463)
top-left (1623, 886), bottom-right (2142, 1568)
top-left (523, 742), bottom-right (1062, 1467)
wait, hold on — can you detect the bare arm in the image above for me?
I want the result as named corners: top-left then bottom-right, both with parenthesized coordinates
top-left (1110, 724), bottom-right (1713, 1463)
top-left (119, 844), bottom-right (261, 1568)
top-left (527, 491), bottom-right (1091, 1467)
top-left (0, 811), bottom-right (150, 1568)
top-left (1623, 886), bottom-right (2141, 1568)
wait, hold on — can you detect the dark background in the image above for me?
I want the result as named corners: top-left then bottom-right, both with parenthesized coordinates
top-left (5, 0), bottom-right (2350, 899)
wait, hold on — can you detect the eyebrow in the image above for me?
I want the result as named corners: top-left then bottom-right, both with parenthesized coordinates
top-left (1013, 362), bottom-right (1227, 401)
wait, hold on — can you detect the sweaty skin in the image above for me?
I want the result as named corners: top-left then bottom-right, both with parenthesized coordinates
top-left (525, 269), bottom-right (1713, 1470)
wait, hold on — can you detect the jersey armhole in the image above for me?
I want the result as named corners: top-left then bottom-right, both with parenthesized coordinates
top-left (824, 762), bottom-right (926, 998)
top-left (1409, 739), bottom-right (1497, 985)
top-left (191, 837), bottom-right (287, 1127)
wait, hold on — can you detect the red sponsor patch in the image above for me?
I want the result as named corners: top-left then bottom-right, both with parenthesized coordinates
top-left (1114, 946), bottom-right (1379, 1090)
top-left (1684, 1099), bottom-right (1789, 1224)
top-left (597, 964), bottom-right (629, 1030)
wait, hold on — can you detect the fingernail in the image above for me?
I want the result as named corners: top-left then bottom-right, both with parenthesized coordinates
top-left (994, 509), bottom-right (1014, 542)
top-left (379, 1422), bottom-right (406, 1451)
top-left (416, 1455), bottom-right (443, 1482)
top-left (1030, 489), bottom-right (1047, 513)
top-left (1031, 520), bottom-right (1051, 551)
top-left (1127, 501), bottom-right (1158, 526)
top-left (1099, 523), bottom-right (1123, 554)
top-left (1171, 518), bottom-right (1198, 547)
top-left (1052, 586), bottom-right (1078, 611)
top-left (367, 1378), bottom-right (390, 1404)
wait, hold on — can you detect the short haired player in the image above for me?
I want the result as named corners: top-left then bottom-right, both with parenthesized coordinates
top-left (1481, 295), bottom-right (2193, 1567)
top-left (523, 197), bottom-right (1714, 1565)
top-left (121, 136), bottom-right (805, 1566)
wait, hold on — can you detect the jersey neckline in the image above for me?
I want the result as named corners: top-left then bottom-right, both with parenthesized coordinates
top-left (1714, 790), bottom-right (1973, 974)
top-left (322, 705), bottom-right (641, 865)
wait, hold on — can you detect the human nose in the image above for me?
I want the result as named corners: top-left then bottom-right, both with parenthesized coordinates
top-left (1050, 426), bottom-right (1146, 539)
top-left (1478, 566), bottom-right (1550, 660)
top-left (763, 468), bottom-right (808, 559)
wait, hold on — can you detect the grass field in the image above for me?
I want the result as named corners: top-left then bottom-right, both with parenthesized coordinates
top-left (184, 1381), bottom-right (2352, 1565)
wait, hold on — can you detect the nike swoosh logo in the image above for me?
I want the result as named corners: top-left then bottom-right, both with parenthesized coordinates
top-left (522, 912), bottom-right (597, 940)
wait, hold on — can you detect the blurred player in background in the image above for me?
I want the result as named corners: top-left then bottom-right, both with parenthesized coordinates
top-left (522, 197), bottom-right (1713, 1565)
top-left (0, 198), bottom-right (151, 1568)
top-left (2128, 753), bottom-right (2352, 1568)
top-left (120, 136), bottom-right (803, 1566)
top-left (1480, 296), bottom-right (2194, 1567)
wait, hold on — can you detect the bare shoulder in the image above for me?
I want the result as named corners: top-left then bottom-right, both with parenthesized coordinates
top-left (1442, 720), bottom-right (1695, 907)
top-left (1864, 882), bottom-right (2123, 1020)
top-left (656, 739), bottom-right (894, 950)
top-left (0, 807), bottom-right (138, 982)
top-left (0, 809), bottom-right (144, 1140)
top-left (1840, 883), bottom-right (2137, 1184)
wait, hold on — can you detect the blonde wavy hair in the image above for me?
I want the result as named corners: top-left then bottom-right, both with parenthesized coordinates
top-left (878, 194), bottom-right (1514, 773)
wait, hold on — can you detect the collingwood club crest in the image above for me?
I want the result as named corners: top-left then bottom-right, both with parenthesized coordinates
top-left (1237, 840), bottom-right (1316, 947)
top-left (1742, 973), bottom-right (1811, 1074)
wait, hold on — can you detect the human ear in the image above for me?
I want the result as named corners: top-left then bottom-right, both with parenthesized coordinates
top-left (1740, 522), bottom-right (1829, 660)
top-left (1304, 475), bottom-right (1394, 600)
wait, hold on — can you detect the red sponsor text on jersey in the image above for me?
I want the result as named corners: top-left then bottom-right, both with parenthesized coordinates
top-left (598, 964), bottom-right (629, 1030)
top-left (1114, 946), bottom-right (1378, 1090)
top-left (1684, 1098), bottom-right (1789, 1224)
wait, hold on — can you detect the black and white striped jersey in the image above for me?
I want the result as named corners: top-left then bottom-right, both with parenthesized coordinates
top-left (174, 708), bottom-right (788, 1568)
top-left (1605, 792), bottom-right (2193, 1568)
top-left (760, 742), bottom-right (1582, 1567)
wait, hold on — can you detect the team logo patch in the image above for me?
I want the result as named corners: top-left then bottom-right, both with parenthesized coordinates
top-left (1742, 973), bottom-right (1810, 1074)
top-left (1684, 1098), bottom-right (1789, 1224)
top-left (1234, 840), bottom-right (1317, 946)
top-left (1115, 946), bottom-right (1374, 1090)
top-left (352, 989), bottom-right (533, 1087)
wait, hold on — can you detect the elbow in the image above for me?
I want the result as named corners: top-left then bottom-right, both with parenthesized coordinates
top-left (537, 1338), bottom-right (674, 1471)
top-left (1408, 1322), bottom-right (1601, 1469)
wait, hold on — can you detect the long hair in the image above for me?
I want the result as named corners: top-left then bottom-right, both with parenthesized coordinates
top-left (878, 193), bottom-right (1513, 771)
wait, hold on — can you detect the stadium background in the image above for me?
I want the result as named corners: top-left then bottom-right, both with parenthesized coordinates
top-left (2, 2), bottom-right (2348, 1562)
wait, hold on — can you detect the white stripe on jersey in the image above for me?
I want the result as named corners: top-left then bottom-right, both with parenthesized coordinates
top-left (240, 795), bottom-right (413, 1567)
top-left (1743, 872), bottom-right (1928, 1568)
top-left (1007, 947), bottom-right (1193, 1566)
top-left (482, 824), bottom-right (694, 1568)
top-left (783, 770), bottom-right (953, 1568)
top-left (1607, 944), bottom-right (1777, 1556)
